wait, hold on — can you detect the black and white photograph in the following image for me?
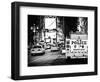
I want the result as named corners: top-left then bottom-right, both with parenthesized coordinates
top-left (28, 15), bottom-right (88, 66)
top-left (11, 2), bottom-right (97, 80)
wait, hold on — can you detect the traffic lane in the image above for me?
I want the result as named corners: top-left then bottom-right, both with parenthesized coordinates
top-left (28, 50), bottom-right (61, 66)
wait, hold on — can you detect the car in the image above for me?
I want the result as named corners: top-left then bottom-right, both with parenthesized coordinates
top-left (40, 40), bottom-right (44, 43)
top-left (51, 45), bottom-right (59, 52)
top-left (61, 47), bottom-right (66, 55)
top-left (30, 45), bottom-right (45, 56)
top-left (39, 40), bottom-right (44, 45)
top-left (45, 44), bottom-right (51, 50)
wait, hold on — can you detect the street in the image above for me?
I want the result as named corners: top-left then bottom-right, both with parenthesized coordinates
top-left (28, 50), bottom-right (87, 66)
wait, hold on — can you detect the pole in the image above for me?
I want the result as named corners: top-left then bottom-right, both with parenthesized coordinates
top-left (63, 17), bottom-right (65, 48)
top-left (56, 17), bottom-right (57, 44)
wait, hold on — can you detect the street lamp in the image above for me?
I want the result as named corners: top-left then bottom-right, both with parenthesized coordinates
top-left (30, 24), bottom-right (36, 45)
top-left (36, 26), bottom-right (39, 30)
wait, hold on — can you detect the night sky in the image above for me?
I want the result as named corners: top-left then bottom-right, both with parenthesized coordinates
top-left (64, 17), bottom-right (78, 38)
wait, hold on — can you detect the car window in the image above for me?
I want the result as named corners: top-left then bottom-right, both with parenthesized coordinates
top-left (33, 46), bottom-right (41, 48)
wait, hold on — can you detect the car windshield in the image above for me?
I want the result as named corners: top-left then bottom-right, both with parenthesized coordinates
top-left (33, 46), bottom-right (41, 48)
top-left (40, 40), bottom-right (44, 42)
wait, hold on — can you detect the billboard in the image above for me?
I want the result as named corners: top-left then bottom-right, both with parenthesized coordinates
top-left (45, 18), bottom-right (56, 29)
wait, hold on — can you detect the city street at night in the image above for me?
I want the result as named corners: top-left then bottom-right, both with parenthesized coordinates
top-left (28, 15), bottom-right (88, 67)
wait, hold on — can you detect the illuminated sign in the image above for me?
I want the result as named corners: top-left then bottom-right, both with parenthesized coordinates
top-left (45, 18), bottom-right (56, 29)
top-left (45, 31), bottom-right (56, 38)
top-left (71, 39), bottom-right (87, 45)
top-left (70, 34), bottom-right (88, 53)
top-left (70, 39), bottom-right (88, 53)
top-left (45, 38), bottom-right (51, 43)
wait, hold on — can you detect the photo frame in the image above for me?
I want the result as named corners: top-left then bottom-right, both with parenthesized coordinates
top-left (11, 2), bottom-right (98, 80)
